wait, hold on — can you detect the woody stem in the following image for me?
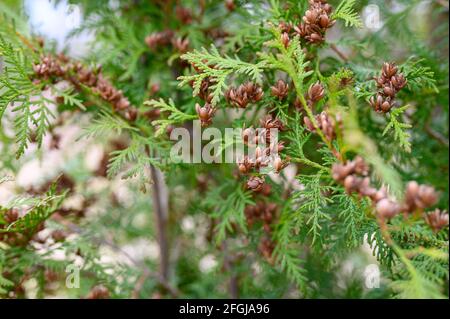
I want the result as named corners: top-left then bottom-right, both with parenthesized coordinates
top-left (146, 146), bottom-right (170, 284)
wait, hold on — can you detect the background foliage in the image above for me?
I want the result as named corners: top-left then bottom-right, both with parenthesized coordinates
top-left (0, 0), bottom-right (448, 299)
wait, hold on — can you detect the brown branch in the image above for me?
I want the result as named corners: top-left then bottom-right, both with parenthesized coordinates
top-left (148, 160), bottom-right (170, 282)
top-left (425, 124), bottom-right (449, 147)
top-left (330, 44), bottom-right (349, 62)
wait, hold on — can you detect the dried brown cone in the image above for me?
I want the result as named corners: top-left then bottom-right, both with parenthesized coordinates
top-left (332, 156), bottom-right (386, 203)
top-left (93, 75), bottom-right (132, 112)
top-left (425, 209), bottom-right (449, 232)
top-left (76, 66), bottom-right (98, 87)
top-left (376, 198), bottom-right (400, 220)
top-left (331, 156), bottom-right (368, 182)
top-left (295, 0), bottom-right (335, 45)
top-left (369, 93), bottom-right (394, 113)
top-left (273, 156), bottom-right (288, 173)
top-left (33, 55), bottom-right (65, 79)
top-left (225, 0), bottom-right (236, 11)
top-left (195, 103), bottom-right (216, 127)
top-left (86, 285), bottom-right (110, 299)
top-left (175, 6), bottom-right (193, 24)
top-left (343, 175), bottom-right (364, 194)
top-left (225, 82), bottom-right (264, 108)
top-left (279, 21), bottom-right (294, 33)
top-left (4, 209), bottom-right (19, 224)
top-left (124, 108), bottom-right (138, 122)
top-left (371, 62), bottom-right (407, 113)
top-left (196, 77), bottom-right (213, 103)
top-left (246, 176), bottom-right (265, 192)
top-left (259, 183), bottom-right (272, 196)
top-left (271, 79), bottom-right (289, 100)
top-left (304, 111), bottom-right (335, 141)
top-left (403, 181), bottom-right (439, 212)
top-left (143, 108), bottom-right (161, 121)
top-left (145, 30), bottom-right (174, 49)
top-left (260, 114), bottom-right (286, 131)
top-left (259, 236), bottom-right (275, 262)
top-left (238, 155), bottom-right (255, 174)
top-left (307, 81), bottom-right (325, 105)
top-left (171, 37), bottom-right (190, 53)
top-left (281, 32), bottom-right (290, 48)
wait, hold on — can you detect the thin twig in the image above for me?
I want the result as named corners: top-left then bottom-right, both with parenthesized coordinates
top-left (148, 159), bottom-right (170, 282)
top-left (330, 44), bottom-right (349, 62)
top-left (425, 124), bottom-right (449, 147)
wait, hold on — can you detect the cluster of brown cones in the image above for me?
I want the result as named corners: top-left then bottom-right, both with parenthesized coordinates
top-left (32, 54), bottom-right (65, 79)
top-left (225, 82), bottom-right (264, 108)
top-left (145, 30), bottom-right (174, 50)
top-left (332, 157), bottom-right (448, 232)
top-left (195, 103), bottom-right (216, 127)
top-left (370, 62), bottom-right (407, 113)
top-left (238, 115), bottom-right (288, 183)
top-left (295, 0), bottom-right (335, 44)
top-left (72, 62), bottom-right (137, 121)
top-left (85, 285), bottom-right (110, 299)
top-left (270, 79), bottom-right (289, 100)
top-left (33, 54), bottom-right (137, 121)
top-left (306, 81), bottom-right (325, 105)
top-left (304, 111), bottom-right (336, 141)
top-left (301, 81), bottom-right (336, 141)
top-left (278, 0), bottom-right (335, 46)
top-left (145, 28), bottom-right (189, 54)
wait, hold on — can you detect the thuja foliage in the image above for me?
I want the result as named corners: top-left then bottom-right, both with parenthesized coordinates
top-left (0, 0), bottom-right (448, 299)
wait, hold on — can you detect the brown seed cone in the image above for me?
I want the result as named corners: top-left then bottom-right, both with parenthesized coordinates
top-left (279, 21), bottom-right (293, 33)
top-left (307, 81), bottom-right (325, 104)
top-left (404, 181), bottom-right (439, 212)
top-left (225, 0), bottom-right (235, 11)
top-left (4, 209), bottom-right (19, 224)
top-left (425, 209), bottom-right (449, 232)
top-left (145, 30), bottom-right (174, 49)
top-left (376, 198), bottom-right (400, 220)
top-left (281, 32), bottom-right (290, 48)
top-left (295, 0), bottom-right (335, 44)
top-left (260, 114), bottom-right (286, 131)
top-left (33, 55), bottom-right (66, 79)
top-left (371, 62), bottom-right (407, 113)
top-left (195, 103), bottom-right (216, 127)
top-left (171, 37), bottom-right (190, 53)
top-left (246, 176), bottom-right (265, 192)
top-left (369, 93), bottom-right (394, 113)
top-left (225, 82), bottom-right (263, 108)
top-left (175, 6), bottom-right (193, 24)
top-left (259, 237), bottom-right (275, 262)
top-left (237, 155), bottom-right (254, 174)
top-left (303, 111), bottom-right (335, 141)
top-left (270, 80), bottom-right (289, 100)
top-left (86, 285), bottom-right (110, 299)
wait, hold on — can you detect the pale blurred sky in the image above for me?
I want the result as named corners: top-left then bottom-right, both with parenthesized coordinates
top-left (25, 0), bottom-right (91, 57)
